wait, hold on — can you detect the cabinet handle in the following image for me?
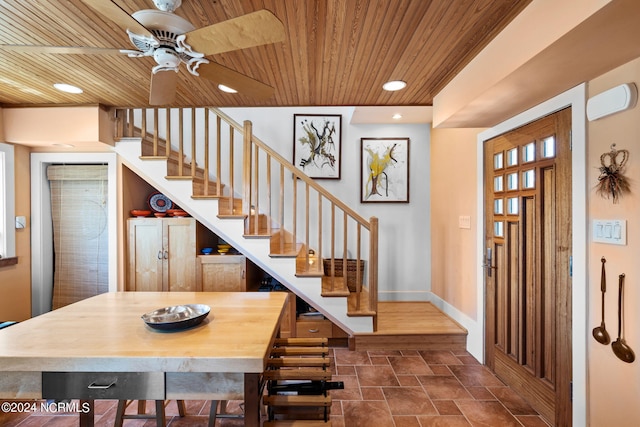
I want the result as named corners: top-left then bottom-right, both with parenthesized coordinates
top-left (163, 250), bottom-right (168, 259)
top-left (87, 381), bottom-right (116, 390)
top-left (308, 328), bottom-right (319, 333)
top-left (157, 250), bottom-right (163, 260)
top-left (242, 269), bottom-right (246, 279)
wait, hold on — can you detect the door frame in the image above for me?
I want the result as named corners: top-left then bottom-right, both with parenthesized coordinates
top-left (475, 84), bottom-right (587, 426)
top-left (30, 152), bottom-right (118, 316)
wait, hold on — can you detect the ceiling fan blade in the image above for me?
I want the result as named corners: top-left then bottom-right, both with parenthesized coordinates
top-left (79, 0), bottom-right (154, 40)
top-left (197, 62), bottom-right (274, 100)
top-left (184, 10), bottom-right (285, 56)
top-left (0, 45), bottom-right (125, 55)
top-left (149, 70), bottom-right (178, 105)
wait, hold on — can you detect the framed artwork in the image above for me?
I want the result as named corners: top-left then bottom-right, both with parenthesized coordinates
top-left (361, 137), bottom-right (410, 203)
top-left (293, 114), bottom-right (342, 179)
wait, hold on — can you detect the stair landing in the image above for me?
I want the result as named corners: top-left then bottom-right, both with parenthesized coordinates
top-left (350, 302), bottom-right (467, 351)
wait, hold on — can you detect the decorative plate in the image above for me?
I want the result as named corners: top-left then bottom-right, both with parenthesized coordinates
top-left (142, 304), bottom-right (211, 331)
top-left (147, 192), bottom-right (174, 213)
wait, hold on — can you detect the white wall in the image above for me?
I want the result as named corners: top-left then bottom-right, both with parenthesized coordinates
top-left (222, 107), bottom-right (431, 301)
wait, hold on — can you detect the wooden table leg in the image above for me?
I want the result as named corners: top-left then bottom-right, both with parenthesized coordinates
top-left (244, 373), bottom-right (260, 427)
top-left (79, 400), bottom-right (94, 427)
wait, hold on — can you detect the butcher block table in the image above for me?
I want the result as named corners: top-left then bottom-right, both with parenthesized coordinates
top-left (0, 291), bottom-right (288, 426)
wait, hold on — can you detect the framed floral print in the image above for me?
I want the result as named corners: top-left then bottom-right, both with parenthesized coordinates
top-left (361, 137), bottom-right (410, 203)
top-left (293, 114), bottom-right (342, 179)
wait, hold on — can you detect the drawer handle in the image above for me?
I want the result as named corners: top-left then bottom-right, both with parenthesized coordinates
top-left (308, 328), bottom-right (319, 333)
top-left (87, 381), bottom-right (116, 390)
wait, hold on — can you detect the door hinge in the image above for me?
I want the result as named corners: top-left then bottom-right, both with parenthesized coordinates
top-left (569, 255), bottom-right (573, 278)
top-left (569, 130), bottom-right (573, 151)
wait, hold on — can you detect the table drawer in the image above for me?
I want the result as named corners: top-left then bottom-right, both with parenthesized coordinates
top-left (42, 372), bottom-right (165, 400)
top-left (296, 319), bottom-right (333, 338)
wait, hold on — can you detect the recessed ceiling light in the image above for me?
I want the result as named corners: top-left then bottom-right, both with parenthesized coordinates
top-left (382, 80), bottom-right (407, 91)
top-left (218, 84), bottom-right (238, 94)
top-left (392, 113), bottom-right (403, 120)
top-left (53, 83), bottom-right (83, 94)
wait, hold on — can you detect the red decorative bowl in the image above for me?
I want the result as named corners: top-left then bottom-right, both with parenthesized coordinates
top-left (131, 209), bottom-right (151, 217)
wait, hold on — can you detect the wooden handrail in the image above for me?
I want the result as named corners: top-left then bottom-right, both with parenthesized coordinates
top-left (114, 107), bottom-right (378, 326)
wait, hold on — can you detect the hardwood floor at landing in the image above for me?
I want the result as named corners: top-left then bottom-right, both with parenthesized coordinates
top-left (0, 348), bottom-right (549, 427)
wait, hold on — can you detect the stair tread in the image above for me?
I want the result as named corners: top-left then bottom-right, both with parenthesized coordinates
top-left (275, 338), bottom-right (328, 347)
top-left (271, 347), bottom-right (329, 357)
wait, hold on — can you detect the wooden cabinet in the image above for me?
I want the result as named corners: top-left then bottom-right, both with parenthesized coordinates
top-left (127, 217), bottom-right (197, 292)
top-left (196, 255), bottom-right (260, 292)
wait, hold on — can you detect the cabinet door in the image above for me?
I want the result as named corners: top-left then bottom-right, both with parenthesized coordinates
top-left (164, 218), bottom-right (197, 292)
top-left (127, 219), bottom-right (163, 291)
top-left (199, 256), bottom-right (246, 292)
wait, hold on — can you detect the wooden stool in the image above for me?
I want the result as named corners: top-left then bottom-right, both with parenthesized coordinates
top-left (114, 400), bottom-right (185, 427)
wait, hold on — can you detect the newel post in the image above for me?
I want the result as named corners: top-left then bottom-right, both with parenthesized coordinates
top-left (242, 120), bottom-right (253, 218)
top-left (369, 216), bottom-right (379, 331)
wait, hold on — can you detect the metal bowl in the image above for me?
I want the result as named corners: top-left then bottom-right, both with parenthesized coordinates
top-left (142, 304), bottom-right (211, 331)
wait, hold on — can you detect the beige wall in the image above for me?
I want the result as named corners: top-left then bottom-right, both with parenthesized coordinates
top-left (430, 127), bottom-right (484, 320)
top-left (587, 58), bottom-right (640, 426)
top-left (0, 144), bottom-right (31, 321)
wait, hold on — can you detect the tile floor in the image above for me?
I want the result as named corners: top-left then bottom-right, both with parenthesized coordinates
top-left (0, 348), bottom-right (550, 426)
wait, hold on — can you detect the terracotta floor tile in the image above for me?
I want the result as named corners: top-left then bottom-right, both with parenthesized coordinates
top-left (333, 348), bottom-right (371, 365)
top-left (449, 365), bottom-right (506, 387)
top-left (355, 365), bottom-right (400, 387)
top-left (466, 386), bottom-right (496, 400)
top-left (361, 386), bottom-right (385, 400)
top-left (342, 400), bottom-right (395, 427)
top-left (419, 350), bottom-right (463, 365)
top-left (336, 364), bottom-right (356, 376)
top-left (382, 386), bottom-right (438, 415)
top-left (417, 375), bottom-right (474, 400)
top-left (397, 375), bottom-right (421, 386)
top-left (429, 364), bottom-right (454, 376)
top-left (516, 414), bottom-right (552, 426)
top-left (456, 400), bottom-right (522, 427)
top-left (389, 355), bottom-right (434, 375)
top-left (489, 386), bottom-right (538, 415)
top-left (330, 375), bottom-right (363, 401)
top-left (370, 355), bottom-right (391, 365)
top-left (393, 414), bottom-right (422, 426)
top-left (433, 399), bottom-right (463, 415)
top-left (369, 350), bottom-right (403, 357)
top-left (417, 415), bottom-right (473, 426)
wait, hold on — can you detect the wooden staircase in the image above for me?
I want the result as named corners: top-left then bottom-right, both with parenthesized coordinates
top-left (114, 107), bottom-right (467, 349)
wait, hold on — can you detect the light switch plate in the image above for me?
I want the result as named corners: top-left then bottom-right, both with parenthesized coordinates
top-left (15, 216), bottom-right (26, 229)
top-left (592, 219), bottom-right (626, 245)
top-left (458, 215), bottom-right (471, 229)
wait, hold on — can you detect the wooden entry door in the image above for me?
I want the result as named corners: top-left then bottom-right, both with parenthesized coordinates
top-left (483, 108), bottom-right (572, 426)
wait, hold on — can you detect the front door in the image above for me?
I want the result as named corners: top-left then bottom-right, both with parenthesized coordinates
top-left (483, 108), bottom-right (572, 426)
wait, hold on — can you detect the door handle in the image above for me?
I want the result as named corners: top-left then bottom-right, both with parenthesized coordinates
top-left (157, 250), bottom-right (163, 260)
top-left (483, 247), bottom-right (496, 277)
top-left (163, 250), bottom-right (168, 259)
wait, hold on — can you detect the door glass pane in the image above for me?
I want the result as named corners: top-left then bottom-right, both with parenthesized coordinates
top-left (523, 142), bottom-right (535, 162)
top-left (507, 172), bottom-right (518, 190)
top-left (494, 198), bottom-right (504, 214)
top-left (523, 169), bottom-right (535, 189)
top-left (494, 221), bottom-right (504, 237)
top-left (543, 136), bottom-right (555, 158)
top-left (507, 148), bottom-right (518, 166)
top-left (494, 175), bottom-right (504, 192)
top-left (507, 197), bottom-right (519, 214)
top-left (494, 152), bottom-right (504, 170)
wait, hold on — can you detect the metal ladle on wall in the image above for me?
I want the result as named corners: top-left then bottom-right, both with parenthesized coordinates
top-left (592, 257), bottom-right (610, 345)
top-left (611, 273), bottom-right (635, 363)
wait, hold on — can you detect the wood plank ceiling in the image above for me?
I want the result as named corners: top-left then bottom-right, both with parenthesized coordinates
top-left (0, 0), bottom-right (531, 108)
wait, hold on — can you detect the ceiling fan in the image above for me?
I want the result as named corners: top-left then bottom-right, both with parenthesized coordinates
top-left (1, 0), bottom-right (286, 105)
